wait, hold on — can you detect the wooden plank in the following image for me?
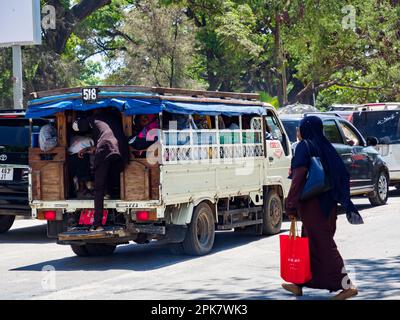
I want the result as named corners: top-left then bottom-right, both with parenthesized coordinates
top-left (30, 85), bottom-right (260, 102)
top-left (122, 116), bottom-right (133, 137)
top-left (32, 171), bottom-right (41, 200)
top-left (123, 159), bottom-right (160, 201)
top-left (30, 85), bottom-right (154, 99)
top-left (153, 87), bottom-right (260, 100)
top-left (56, 113), bottom-right (67, 147)
top-left (29, 147), bottom-right (66, 162)
top-left (30, 161), bottom-right (65, 201)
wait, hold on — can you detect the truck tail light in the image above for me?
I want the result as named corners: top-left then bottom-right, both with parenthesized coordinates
top-left (38, 210), bottom-right (57, 221)
top-left (135, 211), bottom-right (157, 221)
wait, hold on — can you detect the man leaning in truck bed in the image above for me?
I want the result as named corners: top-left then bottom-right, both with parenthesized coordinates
top-left (72, 107), bottom-right (130, 232)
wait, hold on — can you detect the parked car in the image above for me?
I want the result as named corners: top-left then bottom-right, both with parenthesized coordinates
top-left (281, 113), bottom-right (389, 206)
top-left (0, 110), bottom-right (48, 233)
top-left (331, 103), bottom-right (400, 189)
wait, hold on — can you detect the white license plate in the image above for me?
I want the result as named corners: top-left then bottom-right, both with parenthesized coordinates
top-left (0, 167), bottom-right (14, 181)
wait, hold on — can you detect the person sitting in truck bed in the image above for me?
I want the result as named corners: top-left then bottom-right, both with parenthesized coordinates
top-left (67, 135), bottom-right (95, 199)
top-left (129, 114), bottom-right (160, 158)
top-left (72, 107), bottom-right (130, 232)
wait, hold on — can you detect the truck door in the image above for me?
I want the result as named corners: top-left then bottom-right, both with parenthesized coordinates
top-left (264, 111), bottom-right (292, 191)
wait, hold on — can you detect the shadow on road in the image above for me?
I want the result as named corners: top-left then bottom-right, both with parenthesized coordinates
top-left (345, 255), bottom-right (400, 299)
top-left (0, 223), bottom-right (52, 244)
top-left (179, 255), bottom-right (400, 300)
top-left (11, 229), bottom-right (289, 273)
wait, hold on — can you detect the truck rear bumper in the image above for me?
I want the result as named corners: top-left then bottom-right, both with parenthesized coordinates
top-left (31, 200), bottom-right (163, 218)
top-left (56, 224), bottom-right (187, 244)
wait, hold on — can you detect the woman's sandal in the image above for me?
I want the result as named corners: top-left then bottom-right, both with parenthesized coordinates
top-left (331, 287), bottom-right (358, 300)
top-left (282, 283), bottom-right (303, 296)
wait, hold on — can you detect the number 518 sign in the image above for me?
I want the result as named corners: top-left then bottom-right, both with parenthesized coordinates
top-left (82, 88), bottom-right (99, 104)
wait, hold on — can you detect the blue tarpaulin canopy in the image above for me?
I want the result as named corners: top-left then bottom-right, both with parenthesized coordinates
top-left (26, 92), bottom-right (267, 118)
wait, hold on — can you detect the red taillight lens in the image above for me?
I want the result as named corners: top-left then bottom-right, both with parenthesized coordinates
top-left (44, 211), bottom-right (57, 221)
top-left (136, 211), bottom-right (149, 221)
top-left (0, 115), bottom-right (18, 118)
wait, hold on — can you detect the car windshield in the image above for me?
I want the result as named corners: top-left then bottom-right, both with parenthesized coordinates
top-left (0, 119), bottom-right (30, 148)
top-left (352, 111), bottom-right (400, 144)
top-left (281, 119), bottom-right (299, 143)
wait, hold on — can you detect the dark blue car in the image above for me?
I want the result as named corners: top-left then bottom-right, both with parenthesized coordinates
top-left (281, 113), bottom-right (389, 206)
top-left (0, 110), bottom-right (48, 233)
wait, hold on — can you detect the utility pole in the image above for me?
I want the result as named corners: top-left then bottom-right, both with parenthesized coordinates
top-left (12, 45), bottom-right (24, 109)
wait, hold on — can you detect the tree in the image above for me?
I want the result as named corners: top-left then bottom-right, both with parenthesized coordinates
top-left (283, 0), bottom-right (400, 106)
top-left (106, 0), bottom-right (200, 88)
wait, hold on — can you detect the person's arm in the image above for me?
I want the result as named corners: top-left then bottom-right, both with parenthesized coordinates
top-left (78, 146), bottom-right (96, 159)
top-left (285, 141), bottom-right (310, 219)
top-left (285, 166), bottom-right (308, 220)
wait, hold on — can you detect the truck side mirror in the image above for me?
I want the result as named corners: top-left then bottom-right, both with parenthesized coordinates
top-left (367, 137), bottom-right (378, 146)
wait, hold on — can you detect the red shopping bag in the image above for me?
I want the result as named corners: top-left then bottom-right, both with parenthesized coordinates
top-left (280, 219), bottom-right (312, 284)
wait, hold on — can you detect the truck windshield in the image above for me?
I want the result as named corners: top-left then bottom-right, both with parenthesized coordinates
top-left (352, 110), bottom-right (400, 144)
top-left (0, 119), bottom-right (30, 148)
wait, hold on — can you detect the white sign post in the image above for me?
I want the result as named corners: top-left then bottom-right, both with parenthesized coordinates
top-left (0, 0), bottom-right (42, 109)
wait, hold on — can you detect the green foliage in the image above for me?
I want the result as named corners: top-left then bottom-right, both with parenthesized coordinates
top-left (259, 91), bottom-right (279, 109)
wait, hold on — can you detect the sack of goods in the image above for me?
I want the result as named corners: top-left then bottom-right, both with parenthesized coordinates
top-left (68, 136), bottom-right (94, 155)
top-left (280, 219), bottom-right (312, 284)
top-left (39, 124), bottom-right (58, 152)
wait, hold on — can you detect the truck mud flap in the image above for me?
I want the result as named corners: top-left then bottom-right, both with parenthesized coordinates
top-left (165, 224), bottom-right (187, 243)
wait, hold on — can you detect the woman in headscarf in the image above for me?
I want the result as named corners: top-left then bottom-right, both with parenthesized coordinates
top-left (283, 116), bottom-right (363, 300)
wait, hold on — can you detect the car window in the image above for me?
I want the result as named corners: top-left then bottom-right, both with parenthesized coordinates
top-left (281, 119), bottom-right (298, 143)
top-left (0, 119), bottom-right (30, 147)
top-left (339, 121), bottom-right (361, 146)
top-left (323, 120), bottom-right (343, 144)
top-left (352, 110), bottom-right (400, 144)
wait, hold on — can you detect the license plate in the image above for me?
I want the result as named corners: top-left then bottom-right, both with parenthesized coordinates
top-left (0, 167), bottom-right (13, 181)
top-left (79, 209), bottom-right (108, 226)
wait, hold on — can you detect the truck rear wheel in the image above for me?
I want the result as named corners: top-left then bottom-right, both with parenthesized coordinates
top-left (85, 244), bottom-right (116, 256)
top-left (182, 202), bottom-right (215, 256)
top-left (0, 215), bottom-right (15, 234)
top-left (70, 244), bottom-right (90, 257)
top-left (262, 190), bottom-right (283, 235)
top-left (71, 244), bottom-right (116, 257)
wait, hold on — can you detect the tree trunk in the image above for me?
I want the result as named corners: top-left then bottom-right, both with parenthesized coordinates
top-left (274, 11), bottom-right (288, 107)
top-left (44, 0), bottom-right (112, 54)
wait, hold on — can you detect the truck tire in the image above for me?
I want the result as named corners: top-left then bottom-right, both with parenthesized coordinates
top-left (262, 190), bottom-right (283, 235)
top-left (70, 244), bottom-right (90, 257)
top-left (182, 202), bottom-right (215, 256)
top-left (85, 244), bottom-right (116, 257)
top-left (0, 215), bottom-right (15, 234)
top-left (368, 171), bottom-right (389, 206)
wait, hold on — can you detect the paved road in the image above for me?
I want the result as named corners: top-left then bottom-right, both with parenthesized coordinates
top-left (1, 191), bottom-right (399, 300)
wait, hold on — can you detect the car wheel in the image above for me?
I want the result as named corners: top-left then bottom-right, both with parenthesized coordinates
top-left (182, 202), bottom-right (215, 256)
top-left (368, 171), bottom-right (389, 206)
top-left (0, 215), bottom-right (16, 234)
top-left (70, 244), bottom-right (90, 257)
top-left (85, 244), bottom-right (116, 256)
top-left (262, 191), bottom-right (283, 235)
